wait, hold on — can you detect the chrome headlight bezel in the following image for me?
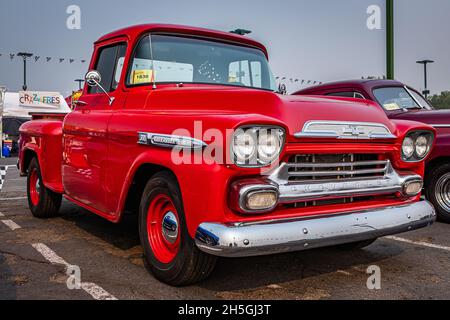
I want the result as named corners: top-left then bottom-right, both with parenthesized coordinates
top-left (231, 126), bottom-right (286, 168)
top-left (401, 131), bottom-right (434, 162)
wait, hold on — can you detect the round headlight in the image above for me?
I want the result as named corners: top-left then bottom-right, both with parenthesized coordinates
top-left (402, 131), bottom-right (434, 162)
top-left (415, 135), bottom-right (430, 158)
top-left (258, 130), bottom-right (283, 163)
top-left (233, 131), bottom-right (257, 163)
top-left (402, 136), bottom-right (415, 159)
top-left (232, 126), bottom-right (285, 167)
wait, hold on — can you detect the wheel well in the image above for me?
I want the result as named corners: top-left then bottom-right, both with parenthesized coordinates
top-left (122, 164), bottom-right (177, 217)
top-left (426, 157), bottom-right (450, 178)
top-left (22, 149), bottom-right (37, 173)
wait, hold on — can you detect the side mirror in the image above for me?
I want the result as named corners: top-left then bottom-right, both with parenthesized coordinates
top-left (85, 70), bottom-right (102, 87)
top-left (84, 70), bottom-right (115, 106)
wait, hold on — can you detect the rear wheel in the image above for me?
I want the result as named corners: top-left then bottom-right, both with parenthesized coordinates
top-left (27, 158), bottom-right (62, 218)
top-left (425, 163), bottom-right (450, 223)
top-left (139, 172), bottom-right (217, 286)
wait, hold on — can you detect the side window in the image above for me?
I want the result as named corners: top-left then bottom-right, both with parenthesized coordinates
top-left (90, 43), bottom-right (127, 94)
top-left (326, 91), bottom-right (365, 99)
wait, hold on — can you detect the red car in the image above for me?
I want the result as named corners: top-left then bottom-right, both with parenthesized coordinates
top-left (294, 79), bottom-right (450, 223)
top-left (18, 25), bottom-right (436, 285)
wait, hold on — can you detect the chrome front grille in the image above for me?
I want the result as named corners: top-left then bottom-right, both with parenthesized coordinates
top-left (287, 154), bottom-right (387, 182)
top-left (268, 154), bottom-right (421, 208)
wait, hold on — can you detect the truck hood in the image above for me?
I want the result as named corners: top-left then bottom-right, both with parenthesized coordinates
top-left (146, 86), bottom-right (397, 138)
top-left (388, 109), bottom-right (450, 126)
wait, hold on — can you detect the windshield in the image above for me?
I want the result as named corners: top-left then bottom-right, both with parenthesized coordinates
top-left (127, 34), bottom-right (277, 91)
top-left (373, 86), bottom-right (432, 111)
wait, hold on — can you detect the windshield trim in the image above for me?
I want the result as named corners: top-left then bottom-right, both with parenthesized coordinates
top-left (403, 86), bottom-right (425, 109)
top-left (125, 32), bottom-right (274, 91)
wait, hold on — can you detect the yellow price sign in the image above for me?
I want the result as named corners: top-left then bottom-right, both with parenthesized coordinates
top-left (133, 70), bottom-right (154, 85)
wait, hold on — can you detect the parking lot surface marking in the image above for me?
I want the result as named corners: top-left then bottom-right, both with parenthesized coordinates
top-left (1, 219), bottom-right (22, 231)
top-left (386, 236), bottom-right (450, 252)
top-left (0, 165), bottom-right (7, 191)
top-left (0, 197), bottom-right (28, 201)
top-left (32, 243), bottom-right (118, 300)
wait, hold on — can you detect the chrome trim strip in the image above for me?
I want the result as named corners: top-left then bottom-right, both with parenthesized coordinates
top-left (138, 132), bottom-right (207, 149)
top-left (432, 124), bottom-right (450, 128)
top-left (294, 121), bottom-right (397, 140)
top-left (195, 201), bottom-right (435, 257)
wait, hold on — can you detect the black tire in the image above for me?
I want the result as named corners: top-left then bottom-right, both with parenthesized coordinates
top-left (335, 238), bottom-right (377, 250)
top-left (27, 157), bottom-right (62, 218)
top-left (425, 163), bottom-right (450, 223)
top-left (139, 171), bottom-right (217, 286)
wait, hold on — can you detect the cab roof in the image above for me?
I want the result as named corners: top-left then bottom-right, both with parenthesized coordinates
top-left (295, 79), bottom-right (406, 95)
top-left (95, 24), bottom-right (269, 58)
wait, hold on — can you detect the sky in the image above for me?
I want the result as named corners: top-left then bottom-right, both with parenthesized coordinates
top-left (0, 0), bottom-right (448, 96)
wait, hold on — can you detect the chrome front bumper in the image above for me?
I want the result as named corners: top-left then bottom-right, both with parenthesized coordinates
top-left (195, 201), bottom-right (435, 258)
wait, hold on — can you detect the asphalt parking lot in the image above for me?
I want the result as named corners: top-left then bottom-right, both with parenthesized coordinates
top-left (1, 159), bottom-right (449, 300)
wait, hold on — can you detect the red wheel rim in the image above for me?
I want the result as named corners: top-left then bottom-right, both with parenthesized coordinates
top-left (29, 169), bottom-right (41, 206)
top-left (147, 194), bottom-right (180, 264)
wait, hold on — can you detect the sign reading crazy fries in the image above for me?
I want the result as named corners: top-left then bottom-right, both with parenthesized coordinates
top-left (19, 91), bottom-right (61, 108)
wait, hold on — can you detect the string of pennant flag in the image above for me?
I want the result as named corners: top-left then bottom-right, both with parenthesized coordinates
top-left (0, 52), bottom-right (88, 64)
top-left (275, 76), bottom-right (322, 85)
top-left (0, 52), bottom-right (323, 85)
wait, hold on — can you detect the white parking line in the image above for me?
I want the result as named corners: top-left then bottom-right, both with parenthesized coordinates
top-left (32, 243), bottom-right (118, 300)
top-left (386, 236), bottom-right (450, 252)
top-left (1, 219), bottom-right (22, 231)
top-left (0, 197), bottom-right (28, 201)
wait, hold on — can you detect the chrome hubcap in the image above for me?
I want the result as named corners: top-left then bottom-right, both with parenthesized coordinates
top-left (162, 211), bottom-right (179, 244)
top-left (35, 179), bottom-right (41, 193)
top-left (435, 173), bottom-right (450, 213)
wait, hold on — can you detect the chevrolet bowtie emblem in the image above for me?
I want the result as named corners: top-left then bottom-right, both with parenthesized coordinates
top-left (342, 125), bottom-right (365, 136)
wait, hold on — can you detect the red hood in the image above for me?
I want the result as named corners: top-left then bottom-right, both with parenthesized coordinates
top-left (144, 85), bottom-right (396, 138)
top-left (388, 109), bottom-right (450, 126)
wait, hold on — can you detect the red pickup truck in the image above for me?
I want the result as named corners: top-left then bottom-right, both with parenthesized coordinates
top-left (19, 24), bottom-right (436, 286)
top-left (294, 80), bottom-right (450, 223)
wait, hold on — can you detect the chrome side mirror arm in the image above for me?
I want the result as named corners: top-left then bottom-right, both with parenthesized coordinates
top-left (91, 79), bottom-right (115, 106)
top-left (85, 70), bottom-right (115, 106)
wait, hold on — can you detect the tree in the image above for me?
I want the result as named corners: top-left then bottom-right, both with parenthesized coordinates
top-left (430, 91), bottom-right (450, 110)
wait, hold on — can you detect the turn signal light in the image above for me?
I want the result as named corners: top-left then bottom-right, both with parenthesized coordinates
top-left (403, 180), bottom-right (423, 197)
top-left (245, 191), bottom-right (278, 211)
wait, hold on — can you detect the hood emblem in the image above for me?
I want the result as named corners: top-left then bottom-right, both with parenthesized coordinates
top-left (294, 121), bottom-right (397, 140)
top-left (342, 125), bottom-right (365, 137)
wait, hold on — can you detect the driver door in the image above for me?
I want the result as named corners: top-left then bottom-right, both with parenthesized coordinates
top-left (62, 42), bottom-right (127, 215)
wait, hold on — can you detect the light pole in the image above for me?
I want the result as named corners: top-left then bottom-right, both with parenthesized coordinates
top-left (386, 0), bottom-right (394, 79)
top-left (75, 79), bottom-right (85, 91)
top-left (416, 59), bottom-right (434, 99)
top-left (17, 52), bottom-right (33, 91)
top-left (0, 87), bottom-right (6, 158)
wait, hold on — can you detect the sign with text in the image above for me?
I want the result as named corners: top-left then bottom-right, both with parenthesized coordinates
top-left (19, 91), bottom-right (62, 108)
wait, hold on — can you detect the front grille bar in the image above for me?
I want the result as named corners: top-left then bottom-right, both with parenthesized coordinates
top-left (286, 160), bottom-right (388, 169)
top-left (288, 167), bottom-right (387, 177)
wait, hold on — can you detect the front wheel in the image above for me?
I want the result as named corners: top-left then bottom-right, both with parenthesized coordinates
top-left (425, 163), bottom-right (450, 223)
top-left (139, 172), bottom-right (217, 286)
top-left (27, 157), bottom-right (62, 218)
